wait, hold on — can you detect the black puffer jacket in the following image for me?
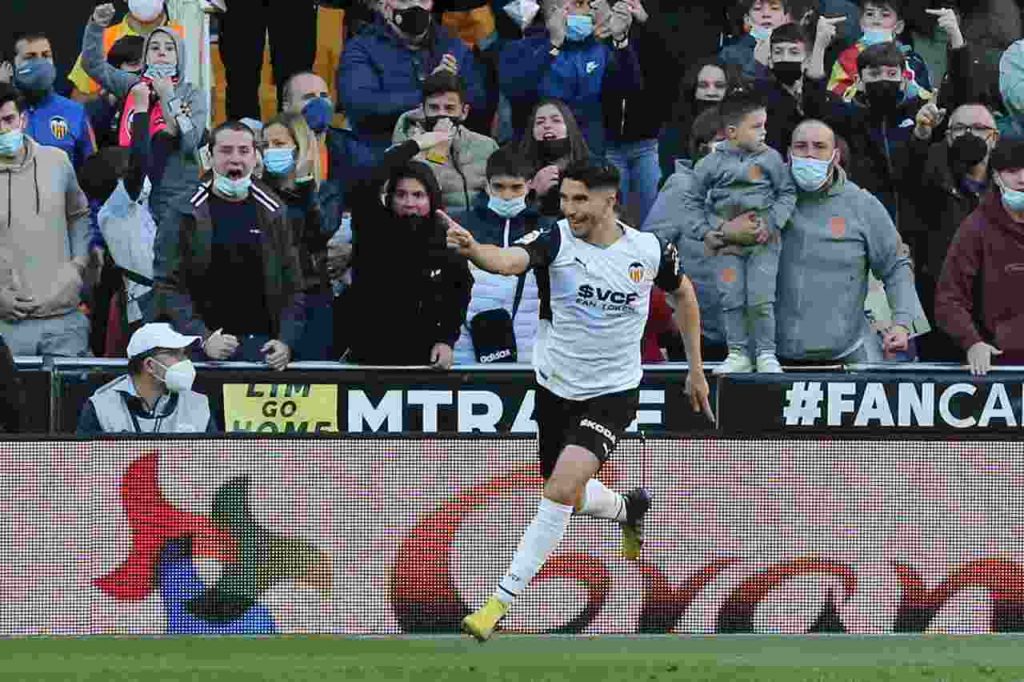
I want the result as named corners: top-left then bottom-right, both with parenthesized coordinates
top-left (341, 140), bottom-right (472, 365)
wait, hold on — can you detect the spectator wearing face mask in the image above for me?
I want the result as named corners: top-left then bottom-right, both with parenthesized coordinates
top-left (0, 84), bottom-right (92, 357)
top-left (498, 0), bottom-right (641, 159)
top-left (815, 41), bottom-right (928, 221)
top-left (77, 322), bottom-right (216, 435)
top-left (68, 0), bottom-right (184, 104)
top-left (153, 121), bottom-right (304, 371)
top-left (338, 0), bottom-right (486, 161)
top-left (280, 71), bottom-right (375, 234)
top-left (776, 118), bottom-right (919, 365)
top-left (85, 35), bottom-right (146, 150)
top-left (452, 145), bottom-right (552, 365)
top-left (392, 72), bottom-right (499, 222)
top-left (260, 112), bottom-right (334, 361)
top-left (752, 21), bottom-right (832, 152)
top-left (720, 0), bottom-right (799, 80)
top-left (659, 59), bottom-right (740, 180)
top-left (643, 108), bottom-right (729, 362)
top-left (827, 0), bottom-right (934, 102)
top-left (82, 3), bottom-right (206, 231)
top-left (896, 101), bottom-right (998, 362)
top-left (216, 0), bottom-right (317, 121)
top-left (936, 138), bottom-right (1024, 375)
top-left (11, 32), bottom-right (96, 170)
top-left (518, 98), bottom-right (591, 217)
top-left (339, 129), bottom-right (472, 368)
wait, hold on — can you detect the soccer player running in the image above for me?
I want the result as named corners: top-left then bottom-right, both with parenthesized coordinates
top-left (445, 161), bottom-right (714, 642)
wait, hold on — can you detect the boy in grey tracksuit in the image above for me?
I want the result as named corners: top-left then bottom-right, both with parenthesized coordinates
top-left (681, 94), bottom-right (796, 373)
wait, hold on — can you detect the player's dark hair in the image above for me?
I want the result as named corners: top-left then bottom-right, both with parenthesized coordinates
top-left (719, 90), bottom-right (766, 129)
top-left (486, 145), bottom-right (533, 180)
top-left (422, 71), bottom-right (466, 105)
top-left (107, 35), bottom-right (145, 69)
top-left (0, 83), bottom-right (24, 115)
top-left (856, 41), bottom-right (906, 73)
top-left (562, 160), bottom-right (621, 191)
top-left (210, 120), bottom-right (257, 148)
top-left (770, 22), bottom-right (808, 47)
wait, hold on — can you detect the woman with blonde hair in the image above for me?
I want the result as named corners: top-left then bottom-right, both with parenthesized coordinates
top-left (261, 111), bottom-right (333, 360)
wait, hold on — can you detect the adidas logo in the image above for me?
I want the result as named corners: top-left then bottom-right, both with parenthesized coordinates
top-left (480, 349), bottom-right (513, 363)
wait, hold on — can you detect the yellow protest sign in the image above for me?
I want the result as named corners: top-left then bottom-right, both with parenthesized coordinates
top-left (223, 384), bottom-right (338, 433)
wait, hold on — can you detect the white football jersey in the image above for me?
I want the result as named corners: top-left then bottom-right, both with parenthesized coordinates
top-left (516, 218), bottom-right (681, 400)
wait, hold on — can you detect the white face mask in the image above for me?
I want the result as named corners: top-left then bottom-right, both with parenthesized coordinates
top-left (130, 0), bottom-right (165, 22)
top-left (151, 358), bottom-right (196, 393)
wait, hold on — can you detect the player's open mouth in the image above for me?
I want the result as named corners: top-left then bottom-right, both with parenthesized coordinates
top-left (542, 133), bottom-right (557, 140)
top-left (226, 170), bottom-right (245, 180)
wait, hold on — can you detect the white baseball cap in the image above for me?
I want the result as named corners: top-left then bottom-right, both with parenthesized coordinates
top-left (127, 323), bottom-right (201, 360)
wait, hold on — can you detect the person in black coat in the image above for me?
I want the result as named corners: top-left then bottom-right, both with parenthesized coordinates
top-left (338, 128), bottom-right (473, 367)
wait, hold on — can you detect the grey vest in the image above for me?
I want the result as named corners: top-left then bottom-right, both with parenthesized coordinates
top-left (88, 375), bottom-right (211, 434)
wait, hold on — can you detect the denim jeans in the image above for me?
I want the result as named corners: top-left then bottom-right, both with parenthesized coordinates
top-left (605, 138), bottom-right (661, 225)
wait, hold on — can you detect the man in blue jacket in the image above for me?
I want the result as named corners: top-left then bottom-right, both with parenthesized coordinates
top-left (12, 33), bottom-right (95, 170)
top-left (498, 0), bottom-right (641, 159)
top-left (338, 0), bottom-right (486, 161)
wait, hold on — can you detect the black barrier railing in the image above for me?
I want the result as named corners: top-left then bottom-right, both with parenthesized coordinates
top-left (13, 358), bottom-right (1024, 435)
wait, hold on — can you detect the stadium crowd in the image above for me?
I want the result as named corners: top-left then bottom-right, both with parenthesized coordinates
top-left (1, 0), bottom-right (1024, 386)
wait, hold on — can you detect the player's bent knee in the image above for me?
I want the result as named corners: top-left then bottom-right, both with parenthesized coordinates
top-left (543, 445), bottom-right (601, 506)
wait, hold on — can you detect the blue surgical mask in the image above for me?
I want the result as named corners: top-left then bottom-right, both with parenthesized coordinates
top-left (302, 97), bottom-right (334, 134)
top-left (14, 58), bottom-right (56, 93)
top-left (566, 14), bottom-right (594, 42)
top-left (790, 154), bottom-right (833, 191)
top-left (263, 147), bottom-right (296, 176)
top-left (999, 178), bottom-right (1024, 212)
top-left (749, 25), bottom-right (773, 41)
top-left (488, 194), bottom-right (527, 219)
top-left (145, 63), bottom-right (178, 80)
top-left (0, 129), bottom-right (25, 157)
top-left (214, 173), bottom-right (253, 200)
top-left (860, 29), bottom-right (894, 46)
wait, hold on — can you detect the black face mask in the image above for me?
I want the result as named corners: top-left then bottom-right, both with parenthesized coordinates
top-left (394, 6), bottom-right (431, 36)
top-left (772, 61), bottom-right (803, 86)
top-left (423, 114), bottom-right (459, 132)
top-left (864, 80), bottom-right (902, 112)
top-left (694, 99), bottom-right (719, 115)
top-left (948, 132), bottom-right (989, 175)
top-left (537, 137), bottom-right (572, 163)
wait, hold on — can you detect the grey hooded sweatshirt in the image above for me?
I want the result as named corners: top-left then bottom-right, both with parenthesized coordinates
top-left (776, 168), bottom-right (920, 360)
top-left (642, 159), bottom-right (724, 345)
top-left (81, 21), bottom-right (206, 226)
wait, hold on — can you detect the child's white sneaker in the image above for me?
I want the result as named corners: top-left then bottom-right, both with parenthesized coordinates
top-left (714, 350), bottom-right (754, 374)
top-left (756, 352), bottom-right (783, 373)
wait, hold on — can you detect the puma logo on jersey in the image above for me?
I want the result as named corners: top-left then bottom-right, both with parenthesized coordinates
top-left (586, 61), bottom-right (599, 74)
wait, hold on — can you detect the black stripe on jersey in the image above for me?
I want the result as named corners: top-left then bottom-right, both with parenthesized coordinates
top-left (535, 265), bottom-right (552, 323)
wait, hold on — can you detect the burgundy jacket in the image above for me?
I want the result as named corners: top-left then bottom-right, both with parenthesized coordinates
top-left (935, 190), bottom-right (1024, 364)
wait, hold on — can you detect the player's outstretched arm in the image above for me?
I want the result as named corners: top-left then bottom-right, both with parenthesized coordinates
top-left (672, 274), bottom-right (715, 423)
top-left (442, 211), bottom-right (531, 276)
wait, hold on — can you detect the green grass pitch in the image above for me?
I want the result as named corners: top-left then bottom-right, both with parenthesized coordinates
top-left (2, 635), bottom-right (1024, 681)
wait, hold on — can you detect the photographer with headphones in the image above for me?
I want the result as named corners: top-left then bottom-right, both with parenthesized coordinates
top-left (337, 127), bottom-right (472, 368)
